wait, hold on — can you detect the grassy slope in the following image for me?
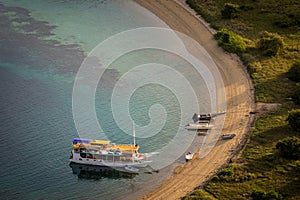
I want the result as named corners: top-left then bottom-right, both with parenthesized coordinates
top-left (185, 0), bottom-right (300, 199)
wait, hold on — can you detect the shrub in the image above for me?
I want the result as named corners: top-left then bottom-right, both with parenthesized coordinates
top-left (186, 190), bottom-right (216, 200)
top-left (251, 189), bottom-right (265, 200)
top-left (221, 3), bottom-right (239, 19)
top-left (287, 109), bottom-right (300, 132)
top-left (257, 31), bottom-right (285, 56)
top-left (251, 189), bottom-right (282, 200)
top-left (293, 84), bottom-right (300, 105)
top-left (214, 29), bottom-right (246, 54)
top-left (287, 59), bottom-right (300, 82)
top-left (274, 15), bottom-right (300, 28)
top-left (185, 0), bottom-right (208, 18)
top-left (219, 167), bottom-right (233, 176)
top-left (274, 18), bottom-right (294, 28)
top-left (276, 136), bottom-right (300, 159)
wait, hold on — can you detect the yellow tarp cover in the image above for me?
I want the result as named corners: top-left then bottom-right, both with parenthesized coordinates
top-left (112, 144), bottom-right (139, 151)
top-left (90, 140), bottom-right (110, 145)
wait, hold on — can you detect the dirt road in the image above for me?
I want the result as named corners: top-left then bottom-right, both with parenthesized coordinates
top-left (134, 0), bottom-right (254, 199)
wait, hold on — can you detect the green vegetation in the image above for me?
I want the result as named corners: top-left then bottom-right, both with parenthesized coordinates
top-left (186, 190), bottom-right (216, 200)
top-left (257, 31), bottom-right (285, 56)
top-left (221, 3), bottom-right (239, 19)
top-left (287, 59), bottom-right (300, 82)
top-left (214, 29), bottom-right (246, 54)
top-left (287, 109), bottom-right (300, 131)
top-left (185, 0), bottom-right (300, 199)
top-left (294, 84), bottom-right (300, 104)
top-left (251, 189), bottom-right (282, 200)
top-left (287, 60), bottom-right (300, 104)
top-left (276, 136), bottom-right (300, 159)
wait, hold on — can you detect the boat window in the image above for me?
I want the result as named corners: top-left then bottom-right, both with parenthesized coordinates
top-left (80, 153), bottom-right (86, 158)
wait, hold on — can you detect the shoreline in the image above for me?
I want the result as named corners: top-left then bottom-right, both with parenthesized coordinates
top-left (134, 0), bottom-right (254, 199)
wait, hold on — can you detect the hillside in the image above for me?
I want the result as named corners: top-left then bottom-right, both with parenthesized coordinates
top-left (185, 0), bottom-right (300, 199)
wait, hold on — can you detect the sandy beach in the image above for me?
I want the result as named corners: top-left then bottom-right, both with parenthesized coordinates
top-left (134, 0), bottom-right (255, 199)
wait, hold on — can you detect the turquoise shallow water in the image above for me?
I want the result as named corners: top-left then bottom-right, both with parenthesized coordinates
top-left (0, 0), bottom-right (216, 199)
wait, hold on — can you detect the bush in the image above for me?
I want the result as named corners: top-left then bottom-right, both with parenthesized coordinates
top-left (257, 31), bottom-right (285, 56)
top-left (287, 109), bottom-right (300, 132)
top-left (287, 59), bottom-right (300, 82)
top-left (274, 15), bottom-right (300, 28)
top-left (221, 3), bottom-right (239, 19)
top-left (251, 189), bottom-right (282, 200)
top-left (186, 190), bottom-right (216, 200)
top-left (219, 167), bottom-right (233, 176)
top-left (293, 84), bottom-right (300, 105)
top-left (214, 29), bottom-right (246, 54)
top-left (251, 189), bottom-right (265, 200)
top-left (276, 136), bottom-right (300, 159)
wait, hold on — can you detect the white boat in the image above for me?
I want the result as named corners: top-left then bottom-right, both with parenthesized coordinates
top-left (192, 113), bottom-right (212, 121)
top-left (185, 152), bottom-right (194, 161)
top-left (124, 165), bottom-right (139, 173)
top-left (69, 138), bottom-right (153, 168)
top-left (192, 111), bottom-right (226, 122)
top-left (70, 124), bottom-right (158, 169)
top-left (185, 122), bottom-right (213, 130)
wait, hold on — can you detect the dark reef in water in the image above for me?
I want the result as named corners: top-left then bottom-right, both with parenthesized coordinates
top-left (0, 3), bottom-right (119, 87)
top-left (0, 3), bottom-right (83, 74)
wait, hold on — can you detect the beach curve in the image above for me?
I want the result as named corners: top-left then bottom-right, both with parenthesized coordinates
top-left (134, 0), bottom-right (255, 199)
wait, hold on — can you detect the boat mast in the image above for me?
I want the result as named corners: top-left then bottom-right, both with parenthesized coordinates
top-left (133, 122), bottom-right (136, 146)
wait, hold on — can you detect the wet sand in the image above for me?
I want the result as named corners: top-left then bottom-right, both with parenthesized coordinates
top-left (134, 0), bottom-right (254, 199)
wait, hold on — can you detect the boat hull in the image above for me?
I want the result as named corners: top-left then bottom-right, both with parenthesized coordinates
top-left (185, 124), bottom-right (213, 130)
top-left (70, 156), bottom-right (150, 168)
